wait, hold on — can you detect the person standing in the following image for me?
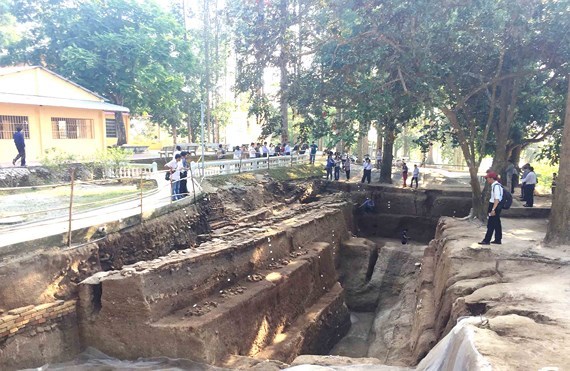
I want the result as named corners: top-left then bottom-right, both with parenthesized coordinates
top-left (216, 144), bottom-right (225, 160)
top-left (172, 145), bottom-right (182, 160)
top-left (179, 151), bottom-right (189, 198)
top-left (309, 142), bottom-right (318, 164)
top-left (521, 166), bottom-right (537, 207)
top-left (248, 143), bottom-right (257, 158)
top-left (334, 154), bottom-right (341, 181)
top-left (165, 154), bottom-right (182, 201)
top-left (261, 142), bottom-right (269, 157)
top-left (402, 161), bottom-right (409, 187)
top-left (284, 143), bottom-right (291, 155)
top-left (552, 172), bottom-right (557, 196)
top-left (12, 126), bottom-right (26, 166)
top-left (233, 146), bottom-right (242, 160)
top-left (343, 156), bottom-right (351, 180)
top-left (375, 149), bottom-right (382, 170)
top-left (505, 161), bottom-right (517, 194)
top-left (325, 152), bottom-right (334, 180)
top-left (479, 171), bottom-right (503, 245)
top-left (361, 158), bottom-right (372, 184)
top-left (519, 163), bottom-right (530, 200)
top-left (410, 164), bottom-right (420, 189)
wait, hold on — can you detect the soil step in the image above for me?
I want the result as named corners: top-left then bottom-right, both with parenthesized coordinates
top-left (253, 282), bottom-right (351, 364)
top-left (150, 242), bottom-right (339, 364)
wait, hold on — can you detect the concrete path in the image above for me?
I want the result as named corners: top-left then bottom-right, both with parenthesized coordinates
top-left (0, 174), bottom-right (191, 250)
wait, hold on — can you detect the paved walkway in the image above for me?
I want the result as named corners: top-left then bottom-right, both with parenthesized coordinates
top-left (0, 174), bottom-right (190, 250)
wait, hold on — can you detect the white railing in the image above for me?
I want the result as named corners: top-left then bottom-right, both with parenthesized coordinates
top-left (116, 162), bottom-right (158, 179)
top-left (198, 154), bottom-right (309, 177)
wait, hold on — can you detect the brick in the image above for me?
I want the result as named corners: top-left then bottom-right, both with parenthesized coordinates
top-left (15, 316), bottom-right (29, 324)
top-left (35, 303), bottom-right (58, 311)
top-left (9, 327), bottom-right (19, 334)
top-left (7, 305), bottom-right (34, 315)
top-left (0, 331), bottom-right (9, 338)
top-left (37, 318), bottom-right (46, 324)
top-left (62, 301), bottom-right (77, 309)
top-left (0, 315), bottom-right (19, 324)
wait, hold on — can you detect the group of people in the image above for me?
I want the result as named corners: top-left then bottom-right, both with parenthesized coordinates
top-left (164, 151), bottom-right (194, 201)
top-left (231, 141), bottom-right (314, 160)
top-left (401, 161), bottom-right (420, 188)
top-left (325, 151), bottom-right (352, 181)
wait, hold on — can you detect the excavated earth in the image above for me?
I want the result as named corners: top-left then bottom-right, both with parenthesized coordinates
top-left (0, 174), bottom-right (569, 371)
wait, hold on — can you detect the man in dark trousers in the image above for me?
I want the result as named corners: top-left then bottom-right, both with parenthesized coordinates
top-left (520, 166), bottom-right (537, 207)
top-left (479, 171), bottom-right (503, 245)
top-left (12, 126), bottom-right (26, 166)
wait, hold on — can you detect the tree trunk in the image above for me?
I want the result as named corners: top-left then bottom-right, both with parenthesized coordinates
top-left (442, 108), bottom-right (486, 220)
top-left (376, 125), bottom-right (383, 151)
top-left (545, 76), bottom-right (570, 245)
top-left (468, 164), bottom-right (486, 221)
top-left (187, 114), bottom-right (193, 143)
top-left (172, 122), bottom-right (178, 145)
top-left (491, 78), bottom-right (519, 182)
top-left (427, 144), bottom-right (434, 165)
top-left (203, 0), bottom-right (211, 143)
top-left (509, 145), bottom-right (522, 166)
top-left (403, 126), bottom-right (410, 158)
top-left (279, 0), bottom-right (289, 144)
top-left (114, 111), bottom-right (127, 146)
top-left (380, 125), bottom-right (395, 183)
top-left (356, 131), bottom-right (365, 162)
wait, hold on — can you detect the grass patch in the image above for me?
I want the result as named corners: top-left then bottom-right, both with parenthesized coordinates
top-left (204, 163), bottom-right (325, 187)
top-left (267, 164), bottom-right (324, 181)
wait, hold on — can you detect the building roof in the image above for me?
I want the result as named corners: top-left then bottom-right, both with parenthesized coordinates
top-left (0, 65), bottom-right (105, 100)
top-left (0, 66), bottom-right (37, 76)
top-left (0, 92), bottom-right (130, 113)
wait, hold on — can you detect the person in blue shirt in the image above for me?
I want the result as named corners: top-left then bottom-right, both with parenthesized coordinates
top-left (325, 152), bottom-right (334, 180)
top-left (309, 142), bottom-right (318, 164)
top-left (12, 126), bottom-right (26, 167)
top-left (359, 197), bottom-right (375, 212)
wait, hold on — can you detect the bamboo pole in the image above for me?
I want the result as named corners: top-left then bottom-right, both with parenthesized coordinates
top-left (190, 165), bottom-right (196, 204)
top-left (67, 168), bottom-right (76, 248)
top-left (139, 172), bottom-right (144, 221)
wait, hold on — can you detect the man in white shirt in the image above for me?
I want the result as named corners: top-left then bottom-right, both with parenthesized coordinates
top-left (284, 143), bottom-right (291, 155)
top-left (165, 154), bottom-right (183, 201)
top-left (479, 171), bottom-right (503, 245)
top-left (248, 143), bottom-right (257, 158)
top-left (172, 145), bottom-right (182, 160)
top-left (376, 149), bottom-right (382, 170)
top-left (361, 158), bottom-right (373, 184)
top-left (411, 164), bottom-right (420, 189)
top-left (520, 166), bottom-right (537, 207)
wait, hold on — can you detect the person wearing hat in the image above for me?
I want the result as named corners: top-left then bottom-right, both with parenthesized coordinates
top-left (479, 171), bottom-right (503, 245)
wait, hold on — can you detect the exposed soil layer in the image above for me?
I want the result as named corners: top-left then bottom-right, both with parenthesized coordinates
top-left (411, 217), bottom-right (570, 370)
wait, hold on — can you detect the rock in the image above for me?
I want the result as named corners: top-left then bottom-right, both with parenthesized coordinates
top-left (290, 355), bottom-right (385, 367)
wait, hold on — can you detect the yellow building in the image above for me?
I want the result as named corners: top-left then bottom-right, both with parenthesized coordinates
top-left (0, 66), bottom-right (130, 164)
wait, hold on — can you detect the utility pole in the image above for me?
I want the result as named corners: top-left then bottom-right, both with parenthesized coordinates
top-left (200, 103), bottom-right (205, 177)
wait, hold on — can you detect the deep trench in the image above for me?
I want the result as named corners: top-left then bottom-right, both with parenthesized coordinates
top-left (81, 180), bottom-right (445, 368)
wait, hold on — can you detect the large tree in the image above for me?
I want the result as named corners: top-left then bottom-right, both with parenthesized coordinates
top-left (5, 0), bottom-right (196, 146)
top-left (545, 76), bottom-right (570, 244)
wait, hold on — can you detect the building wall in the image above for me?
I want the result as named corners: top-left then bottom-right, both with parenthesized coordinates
top-left (0, 103), bottom-right (108, 163)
